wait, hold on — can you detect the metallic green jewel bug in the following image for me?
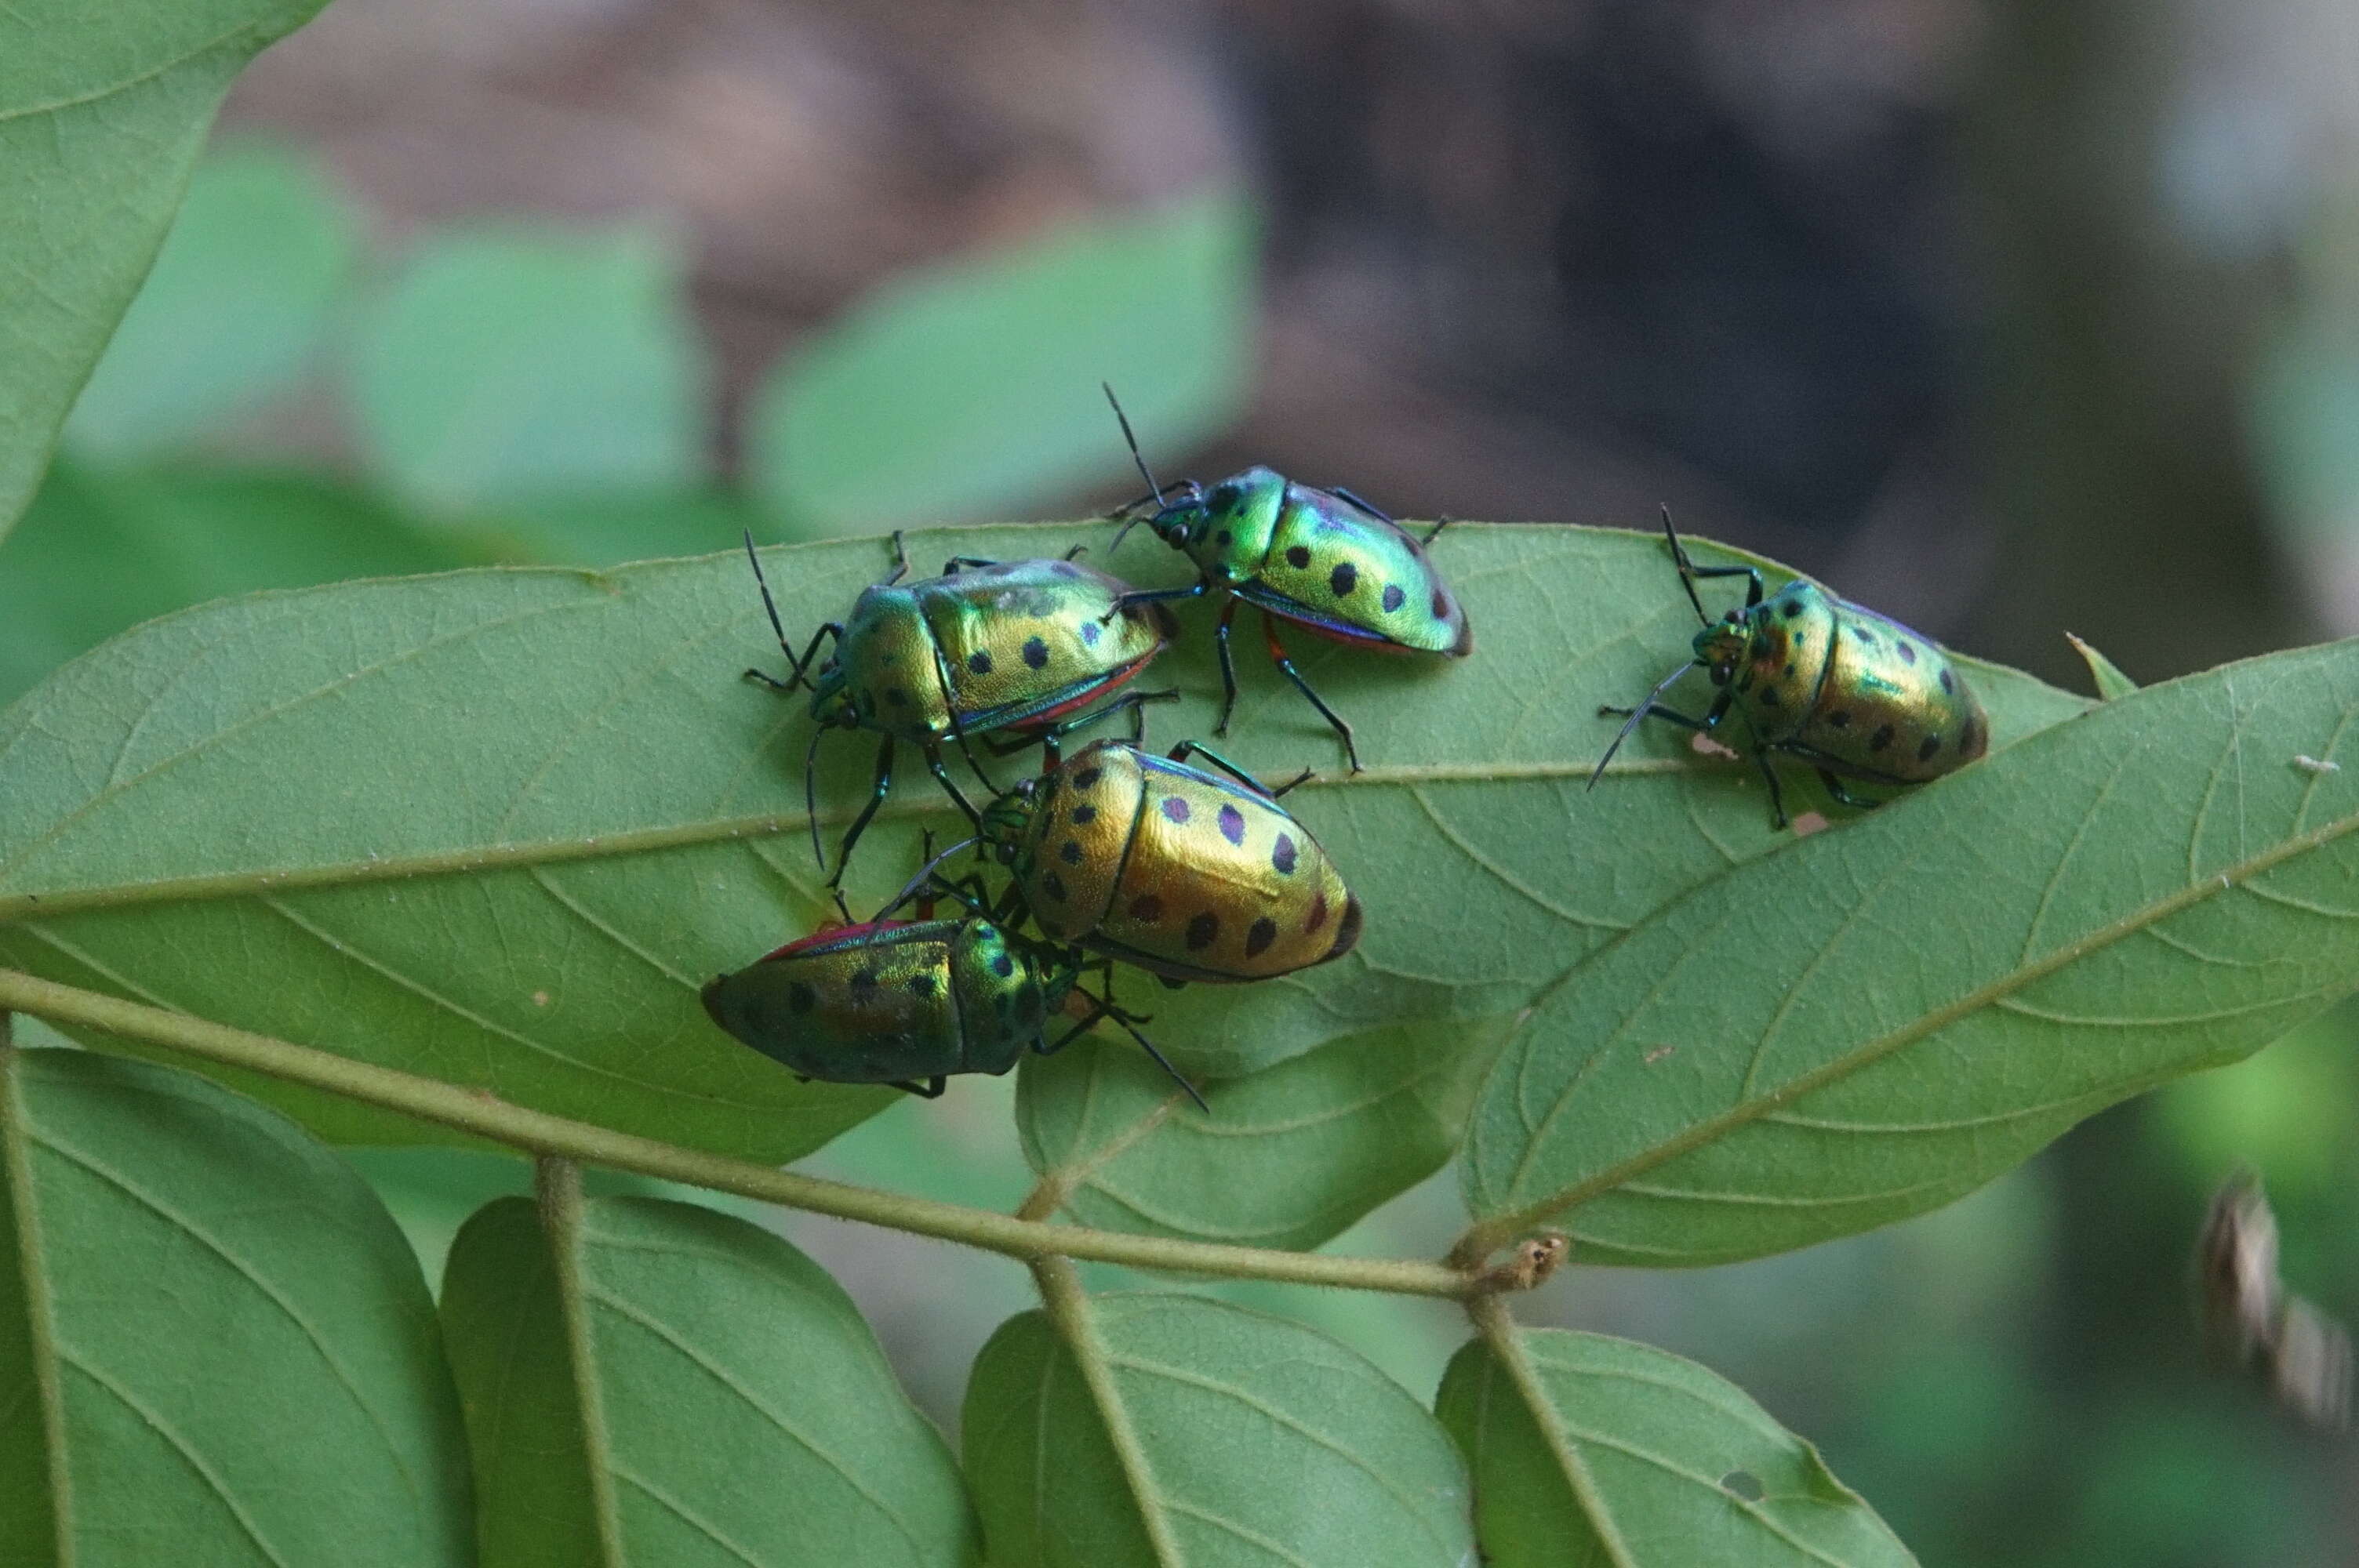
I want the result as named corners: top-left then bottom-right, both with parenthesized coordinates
top-left (969, 736), bottom-right (1362, 985)
top-left (700, 914), bottom-right (1201, 1104)
top-left (742, 532), bottom-right (1180, 885)
top-left (1590, 509), bottom-right (1990, 828)
top-left (1098, 390), bottom-right (1472, 772)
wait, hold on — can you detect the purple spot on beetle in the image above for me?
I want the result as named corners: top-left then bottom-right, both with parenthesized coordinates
top-left (990, 953), bottom-right (1016, 978)
top-left (1329, 562), bottom-right (1358, 597)
top-left (1161, 797), bottom-right (1190, 824)
top-left (1271, 833), bottom-right (1298, 874)
top-left (1219, 804), bottom-right (1246, 845)
top-left (1431, 589), bottom-right (1451, 619)
top-left (1382, 584), bottom-right (1405, 612)
top-left (1898, 641), bottom-right (1917, 665)
top-left (1080, 621), bottom-right (1101, 647)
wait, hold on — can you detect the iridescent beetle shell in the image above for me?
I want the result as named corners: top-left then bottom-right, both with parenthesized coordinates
top-left (979, 739), bottom-right (1362, 983)
top-left (1591, 511), bottom-right (1989, 827)
top-left (1706, 581), bottom-right (1987, 785)
top-left (811, 557), bottom-right (1172, 742)
top-left (700, 917), bottom-right (1061, 1087)
top-left (1161, 467), bottom-right (1471, 658)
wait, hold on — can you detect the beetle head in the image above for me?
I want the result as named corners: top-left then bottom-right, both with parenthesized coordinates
top-left (1692, 611), bottom-right (1751, 685)
top-left (976, 777), bottom-right (1041, 865)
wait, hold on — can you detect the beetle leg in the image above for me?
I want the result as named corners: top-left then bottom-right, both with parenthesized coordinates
top-left (1163, 738), bottom-right (1303, 800)
top-left (939, 556), bottom-right (1000, 576)
top-left (1212, 598), bottom-right (1241, 735)
top-left (885, 530), bottom-right (911, 586)
top-left (1812, 768), bottom-right (1886, 812)
top-left (1259, 612), bottom-right (1362, 771)
top-left (828, 736), bottom-right (898, 887)
top-left (1658, 505), bottom-right (1764, 617)
top-left (1103, 578), bottom-right (1210, 626)
top-left (1596, 701), bottom-right (1713, 731)
top-left (1327, 485), bottom-right (1397, 525)
top-left (890, 1077), bottom-right (948, 1099)
top-left (1421, 515), bottom-right (1453, 546)
top-left (921, 742), bottom-right (986, 834)
top-left (1754, 753), bottom-right (1791, 829)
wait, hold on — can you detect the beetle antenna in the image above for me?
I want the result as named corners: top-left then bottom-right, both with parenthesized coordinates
top-left (1659, 505), bottom-right (1710, 626)
top-left (803, 724), bottom-right (828, 871)
top-left (1103, 383), bottom-right (1165, 505)
top-left (1587, 662), bottom-right (1696, 791)
top-left (875, 837), bottom-right (981, 920)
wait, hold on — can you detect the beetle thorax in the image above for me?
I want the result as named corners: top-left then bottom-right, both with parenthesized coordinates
top-left (978, 780), bottom-right (1042, 866)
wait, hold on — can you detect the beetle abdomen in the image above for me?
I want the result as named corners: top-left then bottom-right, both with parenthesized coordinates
top-left (1797, 605), bottom-right (1987, 783)
top-left (1246, 486), bottom-right (1470, 656)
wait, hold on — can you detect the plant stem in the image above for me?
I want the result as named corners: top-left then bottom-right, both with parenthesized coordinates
top-left (1466, 1294), bottom-right (1637, 1568)
top-left (0, 970), bottom-right (1478, 1298)
top-left (1032, 1256), bottom-right (1188, 1566)
top-left (535, 1157), bottom-right (628, 1566)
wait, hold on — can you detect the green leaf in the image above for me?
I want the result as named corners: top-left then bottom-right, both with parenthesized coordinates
top-left (2064, 632), bottom-right (2139, 700)
top-left (963, 1290), bottom-right (1473, 1566)
top-left (63, 143), bottom-right (357, 461)
top-left (1461, 637), bottom-right (2359, 1265)
top-left (749, 191), bottom-right (1256, 535)
top-left (0, 524), bottom-right (2081, 1159)
top-left (0, 0), bottom-right (333, 539)
top-left (1436, 1327), bottom-right (1912, 1566)
top-left (0, 462), bottom-right (477, 711)
top-left (351, 225), bottom-right (711, 515)
top-left (1019, 1014), bottom-right (1512, 1251)
top-left (440, 1189), bottom-right (977, 1567)
top-left (0, 1044), bottom-right (472, 1564)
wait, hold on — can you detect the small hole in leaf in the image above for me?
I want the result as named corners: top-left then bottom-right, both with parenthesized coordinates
top-left (1721, 1469), bottom-right (1765, 1502)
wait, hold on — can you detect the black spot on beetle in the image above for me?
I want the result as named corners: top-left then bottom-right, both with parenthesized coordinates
top-left (1219, 804), bottom-right (1246, 845)
top-left (1060, 840), bottom-right (1084, 864)
top-left (1161, 797), bottom-right (1190, 824)
top-left (1041, 870), bottom-right (1068, 901)
top-left (1072, 767), bottom-right (1100, 790)
top-left (1826, 710), bottom-right (1852, 728)
top-left (1382, 584), bottom-right (1405, 612)
top-left (1432, 589), bottom-right (1451, 619)
top-left (1782, 601), bottom-right (1803, 619)
top-left (1870, 724), bottom-right (1896, 752)
top-left (1917, 733), bottom-right (1942, 762)
top-left (1022, 637), bottom-right (1050, 670)
top-left (1215, 530), bottom-right (1231, 547)
top-left (908, 973), bottom-right (936, 998)
top-left (1071, 804), bottom-right (1097, 825)
top-left (849, 969), bottom-right (880, 996)
top-left (787, 982), bottom-right (816, 1014)
top-left (1898, 641), bottom-right (1918, 665)
top-left (1939, 667), bottom-right (1954, 695)
top-left (1329, 562), bottom-right (1358, 597)
top-left (1757, 687), bottom-right (1779, 707)
top-left (991, 953), bottom-right (1016, 978)
top-left (1209, 483), bottom-right (1241, 513)
top-left (1245, 917), bottom-right (1278, 956)
top-left (1285, 545), bottom-right (1312, 569)
top-left (1783, 662), bottom-right (1797, 677)
top-left (1186, 912), bottom-right (1219, 950)
top-left (1129, 894), bottom-right (1164, 924)
top-left (967, 649), bottom-right (993, 675)
top-left (1271, 833), bottom-right (1298, 874)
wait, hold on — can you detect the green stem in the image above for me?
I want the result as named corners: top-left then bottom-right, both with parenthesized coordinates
top-left (0, 970), bottom-right (1476, 1299)
top-left (536, 1157), bottom-right (627, 1566)
top-left (1466, 1294), bottom-right (1637, 1568)
top-left (1032, 1256), bottom-right (1189, 1566)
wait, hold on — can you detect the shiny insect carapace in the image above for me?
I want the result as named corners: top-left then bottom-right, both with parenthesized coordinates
top-left (700, 914), bottom-right (1201, 1105)
top-left (1097, 389), bottom-right (1470, 772)
top-left (742, 532), bottom-right (1177, 885)
top-left (970, 737), bottom-right (1362, 985)
top-left (1588, 509), bottom-right (1990, 828)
